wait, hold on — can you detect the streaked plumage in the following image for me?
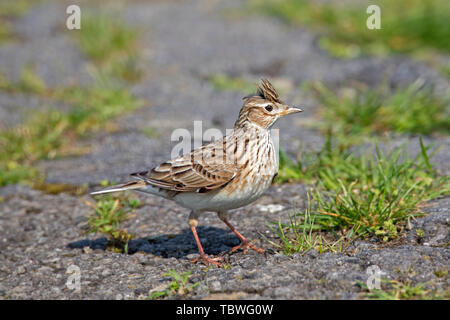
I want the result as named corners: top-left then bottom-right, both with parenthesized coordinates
top-left (91, 79), bottom-right (302, 265)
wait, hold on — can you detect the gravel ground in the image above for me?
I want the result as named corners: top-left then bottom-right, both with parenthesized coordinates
top-left (0, 185), bottom-right (448, 299)
top-left (0, 0), bottom-right (448, 299)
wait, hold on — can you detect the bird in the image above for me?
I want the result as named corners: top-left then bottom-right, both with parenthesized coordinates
top-left (90, 79), bottom-right (302, 266)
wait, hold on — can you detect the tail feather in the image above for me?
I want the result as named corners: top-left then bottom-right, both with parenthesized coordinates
top-left (90, 180), bottom-right (146, 195)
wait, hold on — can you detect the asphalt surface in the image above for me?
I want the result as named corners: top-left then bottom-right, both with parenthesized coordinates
top-left (0, 0), bottom-right (448, 299)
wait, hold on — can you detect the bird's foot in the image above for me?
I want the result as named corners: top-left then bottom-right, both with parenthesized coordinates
top-left (191, 254), bottom-right (222, 266)
top-left (231, 241), bottom-right (264, 254)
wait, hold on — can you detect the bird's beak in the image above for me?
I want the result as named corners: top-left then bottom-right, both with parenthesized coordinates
top-left (281, 106), bottom-right (303, 116)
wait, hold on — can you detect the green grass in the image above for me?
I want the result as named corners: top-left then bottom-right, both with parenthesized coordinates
top-left (52, 77), bottom-right (143, 135)
top-left (0, 0), bottom-right (34, 17)
top-left (0, 65), bottom-right (47, 95)
top-left (0, 109), bottom-right (69, 186)
top-left (277, 137), bottom-right (449, 241)
top-left (359, 279), bottom-right (448, 300)
top-left (0, 0), bottom-right (38, 44)
top-left (142, 127), bottom-right (159, 138)
top-left (265, 196), bottom-right (345, 255)
top-left (75, 12), bottom-right (137, 62)
top-left (74, 12), bottom-right (142, 82)
top-left (312, 80), bottom-right (450, 137)
top-left (433, 269), bottom-right (448, 278)
top-left (148, 269), bottom-right (200, 299)
top-left (277, 138), bottom-right (337, 185)
top-left (209, 74), bottom-right (293, 98)
top-left (273, 78), bottom-right (449, 249)
top-left (86, 193), bottom-right (141, 253)
top-left (0, 9), bottom-right (145, 187)
top-left (33, 182), bottom-right (89, 196)
top-left (250, 0), bottom-right (450, 58)
top-left (209, 74), bottom-right (256, 93)
top-left (439, 64), bottom-right (450, 79)
top-left (0, 69), bottom-right (143, 186)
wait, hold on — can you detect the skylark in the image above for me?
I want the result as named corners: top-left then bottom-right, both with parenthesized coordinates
top-left (91, 79), bottom-right (302, 265)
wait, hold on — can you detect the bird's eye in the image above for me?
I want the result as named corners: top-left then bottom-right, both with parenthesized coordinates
top-left (265, 105), bottom-right (273, 112)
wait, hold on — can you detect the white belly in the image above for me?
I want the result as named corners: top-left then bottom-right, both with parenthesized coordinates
top-left (173, 174), bottom-right (274, 211)
top-left (174, 154), bottom-right (277, 212)
top-left (137, 171), bottom-right (275, 212)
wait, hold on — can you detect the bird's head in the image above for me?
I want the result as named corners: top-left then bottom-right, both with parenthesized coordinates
top-left (235, 79), bottom-right (302, 129)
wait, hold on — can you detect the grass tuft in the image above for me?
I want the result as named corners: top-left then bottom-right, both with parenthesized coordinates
top-left (359, 279), bottom-right (448, 300)
top-left (313, 80), bottom-right (450, 137)
top-left (0, 109), bottom-right (68, 186)
top-left (0, 0), bottom-right (34, 17)
top-left (148, 269), bottom-right (200, 299)
top-left (277, 137), bottom-right (448, 241)
top-left (265, 196), bottom-right (345, 255)
top-left (75, 12), bottom-right (137, 62)
top-left (0, 0), bottom-right (38, 44)
top-left (209, 74), bottom-right (256, 93)
top-left (33, 182), bottom-right (88, 196)
top-left (0, 69), bottom-right (143, 186)
top-left (0, 65), bottom-right (47, 95)
top-left (74, 12), bottom-right (142, 82)
top-left (142, 127), bottom-right (159, 138)
top-left (250, 0), bottom-right (450, 58)
top-left (86, 193), bottom-right (141, 253)
top-left (0, 9), bottom-right (144, 186)
top-left (52, 77), bottom-right (143, 136)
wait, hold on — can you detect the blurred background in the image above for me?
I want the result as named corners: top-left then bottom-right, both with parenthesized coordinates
top-left (0, 0), bottom-right (448, 188)
top-left (0, 0), bottom-right (449, 300)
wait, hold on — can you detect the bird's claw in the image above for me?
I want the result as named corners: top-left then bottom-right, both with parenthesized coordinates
top-left (191, 254), bottom-right (223, 266)
top-left (231, 241), bottom-right (264, 254)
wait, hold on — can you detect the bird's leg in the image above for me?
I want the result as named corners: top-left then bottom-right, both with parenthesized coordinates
top-left (188, 211), bottom-right (222, 266)
top-left (218, 211), bottom-right (264, 254)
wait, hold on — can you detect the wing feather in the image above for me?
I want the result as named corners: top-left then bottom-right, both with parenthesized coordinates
top-left (132, 137), bottom-right (238, 193)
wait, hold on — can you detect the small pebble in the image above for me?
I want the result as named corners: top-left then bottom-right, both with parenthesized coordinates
top-left (17, 266), bottom-right (26, 274)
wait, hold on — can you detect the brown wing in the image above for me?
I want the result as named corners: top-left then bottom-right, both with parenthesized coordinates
top-left (132, 138), bottom-right (238, 193)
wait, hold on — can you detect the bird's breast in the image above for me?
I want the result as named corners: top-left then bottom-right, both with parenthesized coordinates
top-left (172, 130), bottom-right (278, 211)
top-left (218, 137), bottom-right (278, 205)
